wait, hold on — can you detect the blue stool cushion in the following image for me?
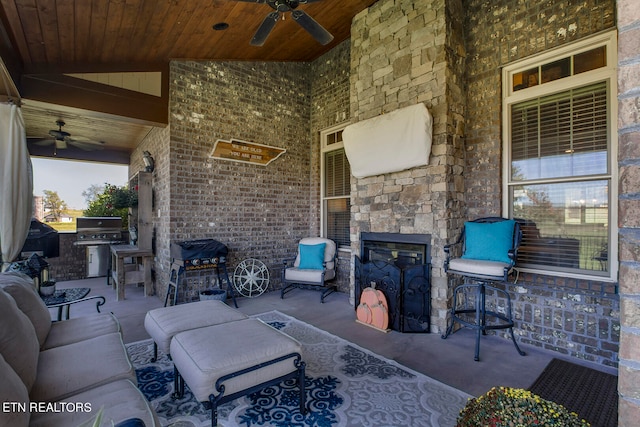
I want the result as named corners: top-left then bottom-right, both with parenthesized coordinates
top-left (462, 220), bottom-right (515, 264)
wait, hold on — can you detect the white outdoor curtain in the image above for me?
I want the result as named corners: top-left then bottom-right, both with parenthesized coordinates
top-left (0, 102), bottom-right (33, 270)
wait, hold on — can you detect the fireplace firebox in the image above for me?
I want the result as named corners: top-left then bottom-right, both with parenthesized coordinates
top-left (355, 233), bottom-right (431, 333)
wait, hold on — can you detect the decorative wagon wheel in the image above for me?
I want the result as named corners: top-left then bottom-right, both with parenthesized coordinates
top-left (233, 258), bottom-right (270, 298)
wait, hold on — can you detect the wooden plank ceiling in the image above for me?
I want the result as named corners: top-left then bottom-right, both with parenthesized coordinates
top-left (0, 0), bottom-right (377, 163)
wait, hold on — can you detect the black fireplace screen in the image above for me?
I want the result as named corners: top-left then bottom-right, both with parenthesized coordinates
top-left (355, 233), bottom-right (431, 333)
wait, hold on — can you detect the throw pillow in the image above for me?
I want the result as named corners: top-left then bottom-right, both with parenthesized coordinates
top-left (0, 290), bottom-right (40, 391)
top-left (298, 243), bottom-right (326, 270)
top-left (462, 220), bottom-right (516, 264)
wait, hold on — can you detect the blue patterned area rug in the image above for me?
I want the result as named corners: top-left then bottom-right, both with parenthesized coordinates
top-left (126, 311), bottom-right (471, 427)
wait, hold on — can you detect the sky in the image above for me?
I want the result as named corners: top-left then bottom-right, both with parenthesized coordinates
top-left (31, 157), bottom-right (129, 210)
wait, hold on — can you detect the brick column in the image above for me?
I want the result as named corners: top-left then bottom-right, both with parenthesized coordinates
top-left (617, 0), bottom-right (640, 425)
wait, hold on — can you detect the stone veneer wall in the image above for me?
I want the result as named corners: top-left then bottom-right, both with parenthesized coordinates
top-left (617, 0), bottom-right (640, 424)
top-left (349, 0), bottom-right (466, 331)
top-left (161, 61), bottom-right (313, 302)
top-left (464, 0), bottom-right (619, 367)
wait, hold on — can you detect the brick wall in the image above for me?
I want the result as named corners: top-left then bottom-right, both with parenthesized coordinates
top-left (349, 0), bottom-right (466, 331)
top-left (132, 45), bottom-right (355, 302)
top-left (130, 126), bottom-right (170, 297)
top-left (46, 233), bottom-right (86, 281)
top-left (310, 40), bottom-right (353, 294)
top-left (158, 60), bottom-right (313, 302)
top-left (617, 0), bottom-right (640, 424)
top-left (464, 0), bottom-right (619, 367)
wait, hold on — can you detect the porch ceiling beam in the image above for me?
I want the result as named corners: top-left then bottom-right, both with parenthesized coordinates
top-left (20, 73), bottom-right (168, 127)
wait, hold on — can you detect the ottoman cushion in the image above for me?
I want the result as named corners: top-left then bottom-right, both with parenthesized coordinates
top-left (171, 318), bottom-right (302, 402)
top-left (144, 300), bottom-right (248, 355)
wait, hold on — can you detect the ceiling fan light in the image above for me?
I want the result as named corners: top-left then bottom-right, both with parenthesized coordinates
top-left (212, 22), bottom-right (229, 31)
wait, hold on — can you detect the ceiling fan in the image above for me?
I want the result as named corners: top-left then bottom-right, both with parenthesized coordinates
top-left (28, 120), bottom-right (105, 152)
top-left (235, 0), bottom-right (334, 47)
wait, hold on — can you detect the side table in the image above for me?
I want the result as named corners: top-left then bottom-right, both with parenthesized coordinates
top-left (41, 287), bottom-right (106, 321)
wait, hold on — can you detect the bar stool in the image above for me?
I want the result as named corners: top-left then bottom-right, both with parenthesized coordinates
top-left (441, 217), bottom-right (526, 361)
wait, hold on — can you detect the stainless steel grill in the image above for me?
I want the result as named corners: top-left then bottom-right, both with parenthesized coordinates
top-left (75, 217), bottom-right (123, 246)
top-left (76, 217), bottom-right (124, 278)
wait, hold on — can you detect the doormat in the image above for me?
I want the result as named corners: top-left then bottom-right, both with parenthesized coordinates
top-left (528, 358), bottom-right (618, 427)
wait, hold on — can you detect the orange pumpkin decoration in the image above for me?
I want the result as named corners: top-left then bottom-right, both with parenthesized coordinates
top-left (356, 287), bottom-right (389, 331)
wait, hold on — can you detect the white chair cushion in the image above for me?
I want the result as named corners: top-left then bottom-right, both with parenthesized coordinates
top-left (284, 267), bottom-right (336, 284)
top-left (42, 313), bottom-right (121, 350)
top-left (448, 258), bottom-right (511, 278)
top-left (144, 300), bottom-right (248, 355)
top-left (31, 332), bottom-right (136, 402)
top-left (294, 237), bottom-right (336, 270)
top-left (171, 318), bottom-right (302, 402)
top-left (0, 289), bottom-right (40, 392)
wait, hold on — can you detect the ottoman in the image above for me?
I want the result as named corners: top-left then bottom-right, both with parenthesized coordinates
top-left (171, 318), bottom-right (306, 427)
top-left (144, 300), bottom-right (248, 361)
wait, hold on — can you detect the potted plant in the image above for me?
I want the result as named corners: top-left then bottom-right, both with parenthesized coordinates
top-left (39, 280), bottom-right (57, 297)
top-left (456, 386), bottom-right (590, 427)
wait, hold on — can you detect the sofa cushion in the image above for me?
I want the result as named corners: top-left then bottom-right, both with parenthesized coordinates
top-left (0, 272), bottom-right (52, 346)
top-left (31, 332), bottom-right (136, 402)
top-left (42, 313), bottom-right (121, 350)
top-left (0, 353), bottom-right (30, 427)
top-left (0, 289), bottom-right (40, 392)
top-left (29, 379), bottom-right (159, 427)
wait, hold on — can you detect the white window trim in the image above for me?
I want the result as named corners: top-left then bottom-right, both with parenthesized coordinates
top-left (320, 121), bottom-right (351, 250)
top-left (501, 30), bottom-right (618, 282)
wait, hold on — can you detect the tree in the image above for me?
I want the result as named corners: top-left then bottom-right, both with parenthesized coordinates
top-left (43, 190), bottom-right (67, 222)
top-left (82, 183), bottom-right (106, 206)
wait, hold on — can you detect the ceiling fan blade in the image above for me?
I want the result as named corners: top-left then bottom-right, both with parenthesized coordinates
top-left (67, 136), bottom-right (105, 146)
top-left (291, 10), bottom-right (333, 45)
top-left (69, 141), bottom-right (105, 151)
top-left (28, 138), bottom-right (55, 147)
top-left (251, 11), bottom-right (280, 46)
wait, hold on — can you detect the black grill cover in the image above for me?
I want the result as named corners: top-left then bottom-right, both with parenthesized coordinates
top-left (170, 239), bottom-right (228, 261)
top-left (21, 218), bottom-right (60, 258)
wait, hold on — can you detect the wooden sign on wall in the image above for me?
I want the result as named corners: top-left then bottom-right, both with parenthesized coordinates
top-left (210, 139), bottom-right (286, 166)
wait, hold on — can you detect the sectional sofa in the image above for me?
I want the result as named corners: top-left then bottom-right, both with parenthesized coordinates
top-left (0, 272), bottom-right (158, 427)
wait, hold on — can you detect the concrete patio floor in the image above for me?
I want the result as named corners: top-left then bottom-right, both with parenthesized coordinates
top-left (55, 276), bottom-right (615, 398)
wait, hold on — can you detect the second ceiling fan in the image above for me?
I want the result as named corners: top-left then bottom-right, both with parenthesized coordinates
top-left (235, 0), bottom-right (334, 47)
top-left (28, 120), bottom-right (105, 153)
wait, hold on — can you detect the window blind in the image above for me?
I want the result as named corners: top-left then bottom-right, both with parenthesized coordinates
top-left (511, 81), bottom-right (608, 181)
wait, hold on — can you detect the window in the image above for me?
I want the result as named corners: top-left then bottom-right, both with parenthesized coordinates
top-left (502, 31), bottom-right (617, 280)
top-left (321, 124), bottom-right (351, 249)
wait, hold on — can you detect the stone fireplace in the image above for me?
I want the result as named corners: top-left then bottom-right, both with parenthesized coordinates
top-left (348, 0), bottom-right (466, 333)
